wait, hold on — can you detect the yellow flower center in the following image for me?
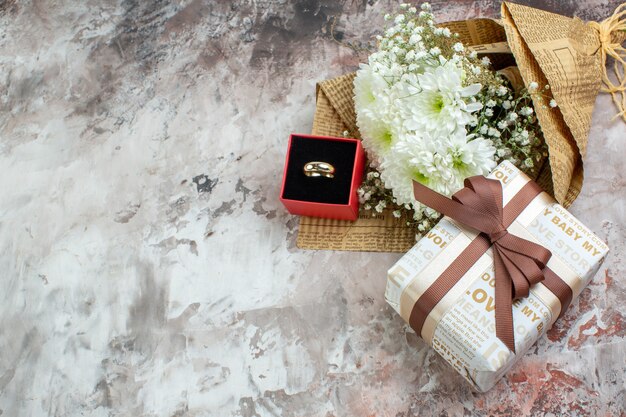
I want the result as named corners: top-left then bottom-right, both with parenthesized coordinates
top-left (412, 169), bottom-right (429, 184)
top-left (432, 94), bottom-right (445, 113)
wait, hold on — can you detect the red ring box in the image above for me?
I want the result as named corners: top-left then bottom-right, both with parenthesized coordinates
top-left (280, 134), bottom-right (365, 221)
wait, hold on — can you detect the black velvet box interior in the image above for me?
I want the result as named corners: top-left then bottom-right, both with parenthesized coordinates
top-left (282, 136), bottom-right (357, 205)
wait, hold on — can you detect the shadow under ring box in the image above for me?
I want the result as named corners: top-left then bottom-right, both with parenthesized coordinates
top-left (280, 134), bottom-right (365, 221)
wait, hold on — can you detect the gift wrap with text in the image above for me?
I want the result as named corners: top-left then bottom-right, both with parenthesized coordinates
top-left (385, 161), bottom-right (608, 392)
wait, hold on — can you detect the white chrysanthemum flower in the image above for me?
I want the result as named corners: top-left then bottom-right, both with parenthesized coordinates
top-left (380, 130), bottom-right (497, 206)
top-left (445, 132), bottom-right (497, 183)
top-left (353, 64), bottom-right (390, 119)
top-left (549, 99), bottom-right (557, 108)
top-left (401, 63), bottom-right (482, 135)
top-left (357, 112), bottom-right (398, 157)
top-left (354, 65), bottom-right (402, 157)
top-left (453, 42), bottom-right (464, 52)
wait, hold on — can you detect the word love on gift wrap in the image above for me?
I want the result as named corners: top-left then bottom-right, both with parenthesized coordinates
top-left (385, 161), bottom-right (608, 392)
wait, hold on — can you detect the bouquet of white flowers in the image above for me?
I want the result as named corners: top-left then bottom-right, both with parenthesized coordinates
top-left (297, 1), bottom-right (620, 252)
top-left (354, 3), bottom-right (554, 232)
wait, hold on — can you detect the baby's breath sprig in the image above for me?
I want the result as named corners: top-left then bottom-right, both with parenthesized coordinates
top-left (471, 81), bottom-right (549, 177)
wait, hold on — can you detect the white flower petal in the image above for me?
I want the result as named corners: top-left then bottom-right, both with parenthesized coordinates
top-left (461, 83), bottom-right (482, 97)
top-left (465, 102), bottom-right (483, 112)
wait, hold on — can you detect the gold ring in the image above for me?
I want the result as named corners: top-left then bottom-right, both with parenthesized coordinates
top-left (303, 161), bottom-right (335, 178)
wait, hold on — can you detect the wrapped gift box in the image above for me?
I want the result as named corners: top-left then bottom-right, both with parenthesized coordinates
top-left (280, 134), bottom-right (365, 221)
top-left (385, 161), bottom-right (609, 392)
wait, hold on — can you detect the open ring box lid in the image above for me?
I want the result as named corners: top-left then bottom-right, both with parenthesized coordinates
top-left (280, 134), bottom-right (365, 221)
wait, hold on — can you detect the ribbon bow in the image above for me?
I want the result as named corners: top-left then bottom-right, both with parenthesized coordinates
top-left (588, 4), bottom-right (626, 122)
top-left (413, 176), bottom-right (552, 352)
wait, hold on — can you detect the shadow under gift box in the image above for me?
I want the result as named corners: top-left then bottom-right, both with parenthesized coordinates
top-left (280, 134), bottom-right (365, 221)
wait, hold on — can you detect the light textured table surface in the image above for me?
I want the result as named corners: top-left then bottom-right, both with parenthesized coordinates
top-left (1, 1), bottom-right (624, 416)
